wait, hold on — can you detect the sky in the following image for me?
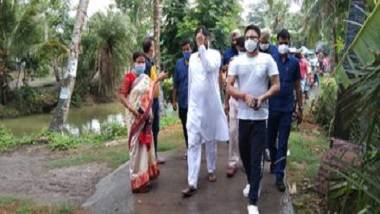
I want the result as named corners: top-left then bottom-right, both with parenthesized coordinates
top-left (70, 0), bottom-right (301, 18)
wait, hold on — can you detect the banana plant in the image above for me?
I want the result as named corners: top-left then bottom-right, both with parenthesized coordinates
top-left (334, 2), bottom-right (380, 145)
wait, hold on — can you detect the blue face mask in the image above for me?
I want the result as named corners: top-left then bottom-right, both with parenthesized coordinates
top-left (183, 52), bottom-right (191, 61)
top-left (134, 63), bottom-right (146, 75)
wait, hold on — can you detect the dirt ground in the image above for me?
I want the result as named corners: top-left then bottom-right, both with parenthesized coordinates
top-left (0, 145), bottom-right (112, 205)
top-left (0, 124), bottom-right (182, 208)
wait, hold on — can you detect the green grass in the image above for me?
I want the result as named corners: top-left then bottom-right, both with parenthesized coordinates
top-left (287, 125), bottom-right (329, 213)
top-left (288, 127), bottom-right (329, 180)
top-left (157, 130), bottom-right (184, 152)
top-left (160, 114), bottom-right (180, 129)
top-left (0, 197), bottom-right (78, 214)
top-left (49, 123), bottom-right (184, 169)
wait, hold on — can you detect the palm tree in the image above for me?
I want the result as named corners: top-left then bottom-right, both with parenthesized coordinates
top-left (0, 0), bottom-right (43, 104)
top-left (49, 0), bottom-right (90, 132)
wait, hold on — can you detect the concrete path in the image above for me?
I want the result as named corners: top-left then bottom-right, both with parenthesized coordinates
top-left (83, 143), bottom-right (293, 214)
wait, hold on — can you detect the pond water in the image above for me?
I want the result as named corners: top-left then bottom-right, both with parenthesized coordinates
top-left (0, 102), bottom-right (125, 136)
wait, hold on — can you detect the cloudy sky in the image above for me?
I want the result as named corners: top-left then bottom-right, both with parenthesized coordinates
top-left (70, 0), bottom-right (301, 18)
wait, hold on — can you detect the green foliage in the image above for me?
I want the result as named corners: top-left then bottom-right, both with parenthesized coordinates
top-left (161, 77), bottom-right (173, 102)
top-left (162, 0), bottom-right (241, 78)
top-left (0, 197), bottom-right (77, 214)
top-left (327, 149), bottom-right (380, 213)
top-left (0, 125), bottom-right (33, 151)
top-left (43, 121), bottom-right (128, 151)
top-left (161, 0), bottom-right (188, 73)
top-left (159, 113), bottom-right (180, 128)
top-left (75, 11), bottom-right (136, 99)
top-left (0, 126), bottom-right (16, 151)
top-left (188, 0), bottom-right (242, 50)
top-left (334, 2), bottom-right (380, 145)
top-left (301, 0), bottom-right (349, 48)
top-left (326, 3), bottom-right (380, 213)
top-left (312, 77), bottom-right (338, 132)
top-left (41, 131), bottom-right (82, 151)
top-left (100, 122), bottom-right (129, 141)
top-left (288, 128), bottom-right (329, 178)
top-left (7, 86), bottom-right (57, 116)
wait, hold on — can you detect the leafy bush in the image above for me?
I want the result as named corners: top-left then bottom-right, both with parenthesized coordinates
top-left (312, 77), bottom-right (338, 133)
top-left (0, 126), bottom-right (16, 151)
top-left (327, 148), bottom-right (380, 213)
top-left (40, 131), bottom-right (82, 151)
top-left (161, 78), bottom-right (173, 103)
top-left (0, 126), bottom-right (33, 151)
top-left (5, 86), bottom-right (57, 117)
top-left (100, 122), bottom-right (128, 141)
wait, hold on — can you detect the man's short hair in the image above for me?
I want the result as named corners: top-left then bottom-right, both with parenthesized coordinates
top-left (277, 29), bottom-right (291, 40)
top-left (142, 37), bottom-right (154, 53)
top-left (133, 52), bottom-right (145, 62)
top-left (244, 24), bottom-right (261, 38)
top-left (181, 39), bottom-right (191, 47)
top-left (194, 25), bottom-right (210, 38)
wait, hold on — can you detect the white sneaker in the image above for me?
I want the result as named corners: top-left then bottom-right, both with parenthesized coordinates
top-left (247, 205), bottom-right (259, 214)
top-left (243, 184), bottom-right (250, 197)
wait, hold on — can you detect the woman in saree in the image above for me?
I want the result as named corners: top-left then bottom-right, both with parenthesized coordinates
top-left (118, 52), bottom-right (168, 193)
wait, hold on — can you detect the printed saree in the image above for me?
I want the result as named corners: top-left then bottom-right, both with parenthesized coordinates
top-left (124, 73), bottom-right (160, 192)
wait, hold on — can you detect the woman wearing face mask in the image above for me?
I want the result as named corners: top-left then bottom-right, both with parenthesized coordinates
top-left (118, 52), bottom-right (168, 193)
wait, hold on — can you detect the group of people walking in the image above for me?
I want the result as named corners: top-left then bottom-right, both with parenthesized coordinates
top-left (118, 24), bottom-right (304, 214)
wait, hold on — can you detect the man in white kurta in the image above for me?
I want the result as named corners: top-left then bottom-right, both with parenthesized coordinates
top-left (182, 26), bottom-right (229, 197)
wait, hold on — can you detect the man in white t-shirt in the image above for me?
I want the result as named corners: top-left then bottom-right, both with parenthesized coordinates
top-left (226, 24), bottom-right (280, 214)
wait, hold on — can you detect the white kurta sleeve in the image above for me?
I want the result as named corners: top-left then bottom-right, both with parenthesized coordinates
top-left (198, 45), bottom-right (220, 73)
top-left (188, 56), bottom-right (192, 101)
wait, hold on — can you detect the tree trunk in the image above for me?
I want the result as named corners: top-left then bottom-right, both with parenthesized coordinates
top-left (53, 59), bottom-right (61, 83)
top-left (333, 0), bottom-right (367, 141)
top-left (49, 0), bottom-right (90, 132)
top-left (153, 0), bottom-right (161, 69)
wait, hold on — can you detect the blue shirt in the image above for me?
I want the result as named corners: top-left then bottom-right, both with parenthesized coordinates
top-left (144, 55), bottom-right (154, 75)
top-left (260, 43), bottom-right (279, 59)
top-left (173, 58), bottom-right (189, 109)
top-left (222, 47), bottom-right (239, 66)
top-left (269, 55), bottom-right (301, 112)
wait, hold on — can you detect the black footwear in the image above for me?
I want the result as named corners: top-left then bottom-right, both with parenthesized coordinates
top-left (182, 186), bottom-right (197, 198)
top-left (270, 164), bottom-right (275, 174)
top-left (276, 180), bottom-right (286, 192)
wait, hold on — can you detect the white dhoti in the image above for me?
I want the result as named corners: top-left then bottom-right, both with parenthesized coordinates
top-left (187, 130), bottom-right (217, 188)
top-left (186, 45), bottom-right (229, 188)
top-left (228, 98), bottom-right (240, 168)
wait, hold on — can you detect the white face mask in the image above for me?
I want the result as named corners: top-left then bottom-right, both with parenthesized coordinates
top-left (245, 39), bottom-right (258, 53)
top-left (260, 43), bottom-right (270, 51)
top-left (278, 44), bottom-right (289, 55)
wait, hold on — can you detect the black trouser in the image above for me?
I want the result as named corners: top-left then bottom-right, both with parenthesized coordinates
top-left (179, 107), bottom-right (188, 148)
top-left (239, 119), bottom-right (266, 205)
top-left (152, 98), bottom-right (160, 156)
top-left (267, 111), bottom-right (292, 182)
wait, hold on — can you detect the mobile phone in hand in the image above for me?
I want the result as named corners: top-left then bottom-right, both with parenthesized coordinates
top-left (138, 107), bottom-right (144, 114)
